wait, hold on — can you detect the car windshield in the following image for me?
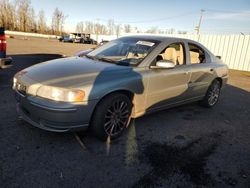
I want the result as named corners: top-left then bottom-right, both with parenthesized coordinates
top-left (87, 37), bottom-right (158, 66)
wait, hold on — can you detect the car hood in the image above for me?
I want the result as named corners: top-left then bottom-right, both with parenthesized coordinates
top-left (17, 57), bottom-right (132, 88)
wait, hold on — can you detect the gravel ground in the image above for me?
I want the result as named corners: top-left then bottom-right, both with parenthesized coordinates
top-left (0, 37), bottom-right (250, 188)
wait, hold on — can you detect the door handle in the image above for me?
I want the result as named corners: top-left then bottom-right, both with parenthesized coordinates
top-left (210, 68), bottom-right (214, 72)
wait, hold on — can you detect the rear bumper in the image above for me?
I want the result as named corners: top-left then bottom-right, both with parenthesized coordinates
top-left (0, 57), bottom-right (12, 69)
top-left (15, 91), bottom-right (98, 132)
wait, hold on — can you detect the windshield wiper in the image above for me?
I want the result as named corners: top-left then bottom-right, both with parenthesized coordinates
top-left (85, 55), bottom-right (117, 64)
top-left (85, 54), bottom-right (97, 61)
top-left (85, 55), bottom-right (129, 66)
top-left (95, 56), bottom-right (118, 64)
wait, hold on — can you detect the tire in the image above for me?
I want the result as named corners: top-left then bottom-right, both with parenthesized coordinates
top-left (90, 93), bottom-right (132, 141)
top-left (200, 79), bottom-right (221, 108)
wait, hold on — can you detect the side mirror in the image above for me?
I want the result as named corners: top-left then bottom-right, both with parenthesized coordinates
top-left (151, 60), bottom-right (175, 69)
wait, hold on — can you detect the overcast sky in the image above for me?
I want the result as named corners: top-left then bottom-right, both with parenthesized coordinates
top-left (30, 0), bottom-right (250, 34)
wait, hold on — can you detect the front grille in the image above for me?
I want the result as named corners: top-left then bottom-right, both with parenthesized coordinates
top-left (16, 82), bottom-right (27, 96)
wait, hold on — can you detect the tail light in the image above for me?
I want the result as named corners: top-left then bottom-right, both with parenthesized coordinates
top-left (0, 34), bottom-right (7, 52)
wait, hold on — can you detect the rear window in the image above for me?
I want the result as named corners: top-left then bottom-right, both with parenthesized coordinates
top-left (188, 43), bottom-right (206, 64)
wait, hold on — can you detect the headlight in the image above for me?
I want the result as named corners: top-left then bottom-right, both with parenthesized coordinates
top-left (13, 77), bottom-right (17, 89)
top-left (37, 86), bottom-right (85, 102)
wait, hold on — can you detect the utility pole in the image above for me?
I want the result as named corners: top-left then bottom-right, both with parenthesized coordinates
top-left (95, 18), bottom-right (100, 42)
top-left (195, 9), bottom-right (205, 34)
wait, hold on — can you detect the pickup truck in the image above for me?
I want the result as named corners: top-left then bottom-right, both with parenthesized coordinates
top-left (0, 27), bottom-right (12, 69)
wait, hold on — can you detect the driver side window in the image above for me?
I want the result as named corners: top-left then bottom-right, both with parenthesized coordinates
top-left (156, 43), bottom-right (185, 66)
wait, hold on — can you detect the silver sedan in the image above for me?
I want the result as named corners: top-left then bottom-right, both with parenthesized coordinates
top-left (13, 36), bottom-right (228, 140)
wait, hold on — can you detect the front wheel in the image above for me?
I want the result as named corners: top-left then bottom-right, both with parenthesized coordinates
top-left (200, 79), bottom-right (221, 107)
top-left (90, 93), bottom-right (132, 141)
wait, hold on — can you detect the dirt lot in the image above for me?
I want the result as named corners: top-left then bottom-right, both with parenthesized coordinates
top-left (1, 37), bottom-right (250, 188)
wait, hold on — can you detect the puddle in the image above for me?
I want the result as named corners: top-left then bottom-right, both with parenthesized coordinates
top-left (133, 132), bottom-right (223, 187)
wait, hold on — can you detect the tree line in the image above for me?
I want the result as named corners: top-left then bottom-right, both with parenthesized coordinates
top-left (75, 20), bottom-right (126, 36)
top-left (75, 20), bottom-right (187, 35)
top-left (0, 0), bottom-right (187, 36)
top-left (0, 0), bottom-right (66, 35)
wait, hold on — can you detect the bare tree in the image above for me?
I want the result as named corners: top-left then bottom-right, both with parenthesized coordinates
top-left (28, 7), bottom-right (37, 32)
top-left (115, 24), bottom-right (121, 37)
top-left (84, 21), bottom-right (94, 33)
top-left (16, 0), bottom-right (33, 32)
top-left (76, 21), bottom-right (109, 35)
top-left (0, 0), bottom-right (16, 30)
top-left (146, 27), bottom-right (158, 34)
top-left (37, 10), bottom-right (47, 33)
top-left (94, 23), bottom-right (107, 35)
top-left (0, 0), bottom-right (63, 34)
top-left (178, 30), bottom-right (187, 34)
top-left (158, 29), bottom-right (165, 34)
top-left (124, 24), bottom-right (131, 33)
top-left (51, 8), bottom-right (66, 35)
top-left (169, 28), bottom-right (175, 34)
top-left (107, 19), bottom-right (115, 35)
top-left (2, 0), bottom-right (178, 36)
top-left (76, 21), bottom-right (84, 33)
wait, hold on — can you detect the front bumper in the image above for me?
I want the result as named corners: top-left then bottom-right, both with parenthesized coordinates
top-left (0, 57), bottom-right (12, 69)
top-left (221, 75), bottom-right (229, 88)
top-left (15, 91), bottom-right (98, 132)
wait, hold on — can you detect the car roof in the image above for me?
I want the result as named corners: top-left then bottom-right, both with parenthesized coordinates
top-left (118, 35), bottom-right (212, 53)
top-left (119, 35), bottom-right (197, 43)
top-left (118, 35), bottom-right (214, 58)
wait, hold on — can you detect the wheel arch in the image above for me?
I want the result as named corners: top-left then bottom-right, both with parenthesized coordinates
top-left (213, 77), bottom-right (223, 88)
top-left (89, 89), bottom-right (135, 125)
top-left (99, 89), bottom-right (134, 101)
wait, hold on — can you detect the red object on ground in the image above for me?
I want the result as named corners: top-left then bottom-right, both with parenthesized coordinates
top-left (0, 33), bottom-right (7, 54)
top-left (0, 27), bottom-right (12, 68)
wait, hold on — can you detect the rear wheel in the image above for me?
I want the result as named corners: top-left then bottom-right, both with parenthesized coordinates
top-left (200, 79), bottom-right (221, 107)
top-left (91, 93), bottom-right (132, 141)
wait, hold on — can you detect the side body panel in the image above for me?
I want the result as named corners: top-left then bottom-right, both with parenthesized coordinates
top-left (143, 66), bottom-right (191, 111)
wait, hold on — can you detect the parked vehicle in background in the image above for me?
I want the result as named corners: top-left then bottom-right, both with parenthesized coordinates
top-left (70, 33), bottom-right (84, 43)
top-left (58, 36), bottom-right (63, 42)
top-left (13, 36), bottom-right (228, 141)
top-left (71, 33), bottom-right (97, 44)
top-left (0, 27), bottom-right (12, 69)
top-left (59, 33), bottom-right (97, 44)
top-left (83, 37), bottom-right (97, 45)
top-left (59, 35), bottom-right (73, 43)
top-left (75, 40), bottom-right (109, 57)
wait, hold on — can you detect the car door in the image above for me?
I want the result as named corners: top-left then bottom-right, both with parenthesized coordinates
top-left (185, 43), bottom-right (215, 99)
top-left (145, 42), bottom-right (191, 111)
